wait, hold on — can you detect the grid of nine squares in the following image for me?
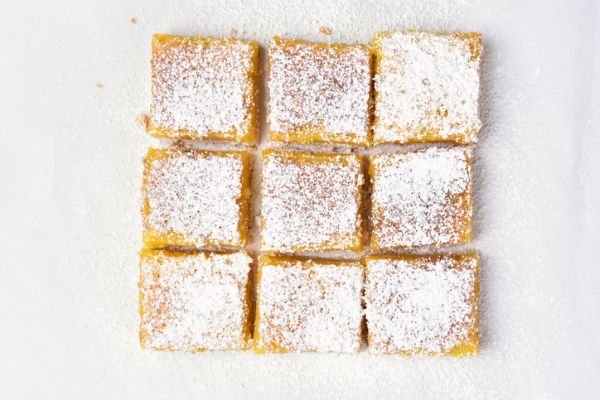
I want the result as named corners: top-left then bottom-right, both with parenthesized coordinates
top-left (140, 31), bottom-right (482, 355)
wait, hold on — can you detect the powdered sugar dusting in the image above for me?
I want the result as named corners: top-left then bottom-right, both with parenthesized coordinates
top-left (261, 151), bottom-right (363, 252)
top-left (256, 258), bottom-right (363, 352)
top-left (370, 146), bottom-right (472, 249)
top-left (365, 255), bottom-right (478, 354)
top-left (268, 38), bottom-right (371, 145)
top-left (150, 35), bottom-right (257, 141)
top-left (373, 31), bottom-right (481, 144)
top-left (139, 250), bottom-right (252, 351)
top-left (143, 148), bottom-right (246, 247)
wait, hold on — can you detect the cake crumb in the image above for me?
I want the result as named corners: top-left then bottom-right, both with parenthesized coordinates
top-left (319, 26), bottom-right (333, 35)
top-left (229, 28), bottom-right (238, 38)
top-left (136, 113), bottom-right (150, 130)
top-left (95, 83), bottom-right (104, 89)
top-left (130, 17), bottom-right (137, 24)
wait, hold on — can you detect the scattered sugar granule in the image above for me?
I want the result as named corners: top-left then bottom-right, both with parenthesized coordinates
top-left (372, 31), bottom-right (482, 144)
top-left (268, 37), bottom-right (371, 146)
top-left (370, 146), bottom-right (473, 249)
top-left (254, 257), bottom-right (364, 353)
top-left (364, 254), bottom-right (479, 355)
top-left (142, 148), bottom-right (249, 248)
top-left (139, 249), bottom-right (252, 351)
top-left (260, 150), bottom-right (364, 253)
top-left (150, 34), bottom-right (258, 143)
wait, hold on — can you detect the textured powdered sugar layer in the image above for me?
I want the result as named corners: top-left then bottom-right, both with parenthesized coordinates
top-left (256, 258), bottom-right (363, 352)
top-left (261, 151), bottom-right (363, 252)
top-left (143, 149), bottom-right (245, 247)
top-left (139, 250), bottom-right (251, 351)
top-left (373, 31), bottom-right (481, 144)
top-left (151, 36), bottom-right (256, 139)
top-left (365, 255), bottom-right (478, 354)
top-left (268, 38), bottom-right (371, 144)
top-left (370, 146), bottom-right (472, 248)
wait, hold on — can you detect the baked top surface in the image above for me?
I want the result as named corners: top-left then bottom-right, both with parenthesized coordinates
top-left (268, 37), bottom-right (371, 145)
top-left (139, 249), bottom-right (252, 351)
top-left (260, 150), bottom-right (364, 252)
top-left (142, 148), bottom-right (248, 248)
top-left (373, 31), bottom-right (481, 144)
top-left (370, 146), bottom-right (473, 249)
top-left (364, 254), bottom-right (479, 355)
top-left (150, 34), bottom-right (258, 142)
top-left (255, 256), bottom-right (364, 353)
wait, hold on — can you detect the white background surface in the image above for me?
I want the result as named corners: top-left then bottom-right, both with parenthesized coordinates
top-left (1, 0), bottom-right (599, 399)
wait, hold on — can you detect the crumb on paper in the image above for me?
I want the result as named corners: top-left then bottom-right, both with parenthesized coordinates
top-left (130, 17), bottom-right (137, 24)
top-left (173, 139), bottom-right (186, 149)
top-left (229, 28), bottom-right (237, 38)
top-left (320, 26), bottom-right (333, 35)
top-left (136, 113), bottom-right (150, 131)
top-left (96, 83), bottom-right (104, 89)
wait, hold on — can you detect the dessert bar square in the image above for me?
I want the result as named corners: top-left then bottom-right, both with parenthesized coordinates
top-left (139, 249), bottom-right (252, 351)
top-left (149, 34), bottom-right (258, 143)
top-left (268, 37), bottom-right (371, 146)
top-left (369, 146), bottom-right (473, 249)
top-left (260, 150), bottom-right (364, 253)
top-left (364, 253), bottom-right (479, 356)
top-left (254, 256), bottom-right (364, 353)
top-left (372, 31), bottom-right (482, 145)
top-left (142, 148), bottom-right (250, 248)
